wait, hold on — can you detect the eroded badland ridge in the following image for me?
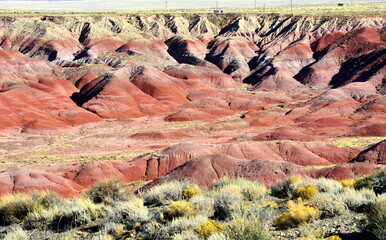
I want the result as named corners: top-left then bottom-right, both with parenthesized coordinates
top-left (0, 13), bottom-right (385, 197)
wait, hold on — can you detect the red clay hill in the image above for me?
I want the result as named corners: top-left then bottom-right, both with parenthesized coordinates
top-left (0, 14), bottom-right (385, 196)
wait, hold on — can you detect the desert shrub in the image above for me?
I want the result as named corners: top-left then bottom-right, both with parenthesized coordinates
top-left (275, 200), bottom-right (320, 229)
top-left (292, 185), bottom-right (318, 200)
top-left (25, 205), bottom-right (59, 229)
top-left (339, 179), bottom-right (356, 188)
top-left (337, 188), bottom-right (376, 212)
top-left (144, 181), bottom-right (191, 206)
top-left (3, 225), bottom-right (28, 240)
top-left (247, 205), bottom-right (276, 228)
top-left (207, 233), bottom-right (228, 240)
top-left (190, 194), bottom-right (215, 217)
top-left (262, 200), bottom-right (278, 209)
top-left (301, 178), bottom-right (343, 194)
top-left (213, 192), bottom-right (241, 221)
top-left (137, 220), bottom-right (161, 240)
top-left (324, 236), bottom-right (342, 240)
top-left (24, 192), bottom-right (66, 228)
top-left (102, 222), bottom-right (127, 237)
top-left (366, 200), bottom-right (386, 240)
top-left (355, 171), bottom-right (386, 194)
top-left (88, 179), bottom-right (132, 205)
top-left (0, 194), bottom-right (34, 225)
top-left (172, 230), bottom-right (201, 240)
top-left (298, 229), bottom-right (324, 239)
top-left (197, 219), bottom-right (224, 240)
top-left (157, 215), bottom-right (207, 239)
top-left (183, 187), bottom-right (202, 199)
top-left (270, 175), bottom-right (303, 199)
top-left (224, 217), bottom-right (271, 240)
top-left (213, 177), bottom-right (266, 201)
top-left (55, 197), bottom-right (98, 230)
top-left (167, 201), bottom-right (195, 219)
top-left (107, 198), bottom-right (149, 229)
top-left (0, 191), bottom-right (68, 227)
top-left (309, 193), bottom-right (348, 218)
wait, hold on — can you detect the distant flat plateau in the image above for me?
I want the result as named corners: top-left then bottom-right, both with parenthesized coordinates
top-left (0, 0), bottom-right (384, 11)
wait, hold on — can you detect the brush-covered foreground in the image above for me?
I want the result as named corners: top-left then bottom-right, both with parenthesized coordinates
top-left (0, 171), bottom-right (385, 240)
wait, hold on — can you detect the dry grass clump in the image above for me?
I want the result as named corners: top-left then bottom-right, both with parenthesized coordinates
top-left (3, 225), bottom-right (28, 240)
top-left (336, 188), bottom-right (376, 212)
top-left (275, 200), bottom-right (320, 229)
top-left (55, 197), bottom-right (99, 230)
top-left (309, 192), bottom-right (348, 218)
top-left (183, 188), bottom-right (202, 199)
top-left (339, 179), bottom-right (356, 188)
top-left (197, 219), bottom-right (224, 240)
top-left (172, 230), bottom-right (201, 240)
top-left (300, 178), bottom-right (343, 194)
top-left (366, 200), bottom-right (386, 240)
top-left (88, 179), bottom-right (133, 205)
top-left (292, 185), bottom-right (318, 200)
top-left (213, 177), bottom-right (267, 201)
top-left (167, 201), bottom-right (195, 219)
top-left (0, 192), bottom-right (65, 227)
top-left (324, 236), bottom-right (342, 240)
top-left (224, 217), bottom-right (271, 240)
top-left (143, 181), bottom-right (194, 205)
top-left (157, 215), bottom-right (207, 239)
top-left (0, 193), bottom-right (35, 225)
top-left (106, 198), bottom-right (149, 229)
top-left (262, 200), bottom-right (278, 209)
top-left (213, 192), bottom-right (241, 221)
top-left (189, 194), bottom-right (215, 217)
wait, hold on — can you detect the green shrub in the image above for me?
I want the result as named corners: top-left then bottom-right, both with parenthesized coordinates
top-left (224, 217), bottom-right (271, 240)
top-left (197, 220), bottom-right (224, 240)
top-left (355, 171), bottom-right (386, 194)
top-left (88, 179), bottom-right (132, 205)
top-left (275, 200), bottom-right (320, 229)
top-left (366, 200), bottom-right (386, 240)
top-left (292, 185), bottom-right (318, 200)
